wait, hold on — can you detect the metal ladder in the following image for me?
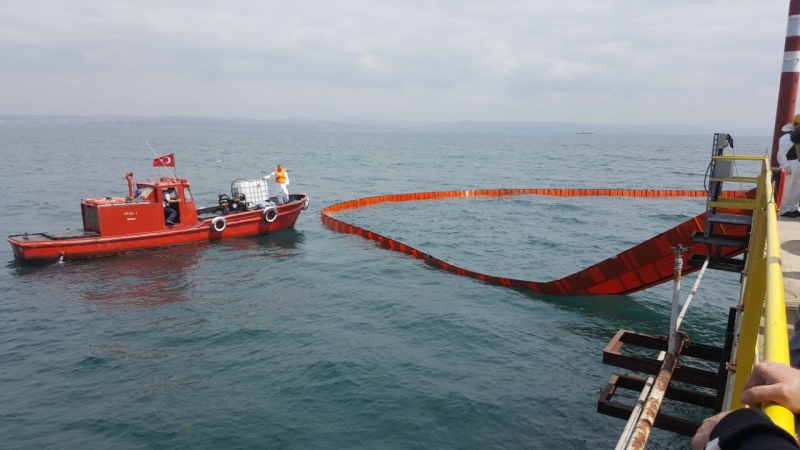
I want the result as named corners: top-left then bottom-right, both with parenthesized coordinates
top-left (688, 133), bottom-right (755, 273)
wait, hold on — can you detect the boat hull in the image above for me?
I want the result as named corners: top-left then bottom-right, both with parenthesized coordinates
top-left (8, 195), bottom-right (308, 263)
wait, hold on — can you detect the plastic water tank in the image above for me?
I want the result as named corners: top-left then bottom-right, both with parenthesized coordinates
top-left (231, 179), bottom-right (269, 206)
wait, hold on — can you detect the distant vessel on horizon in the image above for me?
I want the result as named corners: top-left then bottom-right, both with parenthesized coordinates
top-left (574, 131), bottom-right (593, 135)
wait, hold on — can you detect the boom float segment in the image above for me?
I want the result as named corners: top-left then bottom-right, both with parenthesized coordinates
top-left (320, 189), bottom-right (751, 296)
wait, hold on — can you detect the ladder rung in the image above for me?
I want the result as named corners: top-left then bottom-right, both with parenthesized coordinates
top-left (707, 201), bottom-right (757, 210)
top-left (709, 177), bottom-right (759, 184)
top-left (687, 254), bottom-right (745, 273)
top-left (691, 231), bottom-right (750, 249)
top-left (712, 155), bottom-right (766, 161)
top-left (707, 213), bottom-right (753, 226)
top-left (707, 197), bottom-right (757, 210)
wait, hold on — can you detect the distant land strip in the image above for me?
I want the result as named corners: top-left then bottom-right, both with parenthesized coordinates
top-left (0, 115), bottom-right (765, 136)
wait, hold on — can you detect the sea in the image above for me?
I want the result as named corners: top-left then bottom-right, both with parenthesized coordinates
top-left (0, 126), bottom-right (771, 449)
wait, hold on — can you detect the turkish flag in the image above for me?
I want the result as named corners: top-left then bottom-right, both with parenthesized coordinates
top-left (153, 153), bottom-right (175, 167)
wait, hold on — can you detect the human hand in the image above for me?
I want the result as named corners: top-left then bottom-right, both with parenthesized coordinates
top-left (691, 411), bottom-right (731, 450)
top-left (787, 167), bottom-right (793, 175)
top-left (740, 361), bottom-right (800, 412)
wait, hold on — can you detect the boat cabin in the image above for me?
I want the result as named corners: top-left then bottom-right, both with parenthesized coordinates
top-left (81, 177), bottom-right (198, 236)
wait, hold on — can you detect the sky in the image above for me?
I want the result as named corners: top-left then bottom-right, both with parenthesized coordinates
top-left (0, 1), bottom-right (792, 130)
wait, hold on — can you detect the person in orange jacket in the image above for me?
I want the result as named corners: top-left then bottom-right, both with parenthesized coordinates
top-left (263, 164), bottom-right (290, 204)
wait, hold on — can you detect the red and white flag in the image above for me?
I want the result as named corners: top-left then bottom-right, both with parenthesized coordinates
top-left (153, 153), bottom-right (175, 167)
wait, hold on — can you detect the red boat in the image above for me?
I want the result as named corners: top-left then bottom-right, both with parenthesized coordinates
top-left (7, 173), bottom-right (309, 262)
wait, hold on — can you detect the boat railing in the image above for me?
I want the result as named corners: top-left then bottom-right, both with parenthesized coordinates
top-left (724, 156), bottom-right (794, 434)
top-left (135, 178), bottom-right (181, 185)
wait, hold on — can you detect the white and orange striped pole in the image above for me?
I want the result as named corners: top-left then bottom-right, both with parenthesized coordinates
top-left (772, 0), bottom-right (800, 166)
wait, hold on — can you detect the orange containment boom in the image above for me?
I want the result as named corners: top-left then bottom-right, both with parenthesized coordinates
top-left (320, 188), bottom-right (751, 296)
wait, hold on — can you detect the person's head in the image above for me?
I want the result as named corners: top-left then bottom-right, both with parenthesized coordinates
top-left (277, 165), bottom-right (283, 171)
top-left (792, 114), bottom-right (800, 130)
top-left (782, 114), bottom-right (800, 132)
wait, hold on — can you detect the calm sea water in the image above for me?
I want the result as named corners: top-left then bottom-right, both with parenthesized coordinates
top-left (0, 126), bottom-right (770, 449)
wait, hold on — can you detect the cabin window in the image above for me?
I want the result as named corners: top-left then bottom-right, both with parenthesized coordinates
top-left (136, 186), bottom-right (155, 201)
top-left (83, 206), bottom-right (99, 229)
top-left (183, 187), bottom-right (193, 203)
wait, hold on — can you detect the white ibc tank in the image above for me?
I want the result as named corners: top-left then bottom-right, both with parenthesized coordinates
top-left (231, 179), bottom-right (270, 206)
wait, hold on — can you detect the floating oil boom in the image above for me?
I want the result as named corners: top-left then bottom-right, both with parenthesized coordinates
top-left (321, 188), bottom-right (750, 296)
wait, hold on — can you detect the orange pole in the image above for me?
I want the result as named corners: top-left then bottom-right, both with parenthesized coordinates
top-left (771, 0), bottom-right (800, 166)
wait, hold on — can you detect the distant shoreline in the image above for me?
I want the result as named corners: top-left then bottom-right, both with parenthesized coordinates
top-left (0, 115), bottom-right (768, 136)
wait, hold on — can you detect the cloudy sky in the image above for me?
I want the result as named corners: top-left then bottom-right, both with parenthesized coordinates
top-left (0, 1), bottom-right (791, 129)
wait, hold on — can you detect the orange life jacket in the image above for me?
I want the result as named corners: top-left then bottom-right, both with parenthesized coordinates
top-left (275, 168), bottom-right (288, 184)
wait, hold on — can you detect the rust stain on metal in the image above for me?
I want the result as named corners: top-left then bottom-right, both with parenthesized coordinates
top-left (630, 428), bottom-right (648, 450)
top-left (655, 371), bottom-right (670, 391)
top-left (644, 399), bottom-right (660, 419)
top-left (628, 351), bottom-right (683, 450)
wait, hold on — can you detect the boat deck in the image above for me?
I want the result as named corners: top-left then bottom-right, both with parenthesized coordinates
top-left (778, 215), bottom-right (800, 331)
top-left (9, 230), bottom-right (101, 242)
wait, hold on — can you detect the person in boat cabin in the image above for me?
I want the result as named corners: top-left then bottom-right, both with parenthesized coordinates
top-left (777, 114), bottom-right (800, 218)
top-left (162, 188), bottom-right (180, 225)
top-left (263, 164), bottom-right (290, 204)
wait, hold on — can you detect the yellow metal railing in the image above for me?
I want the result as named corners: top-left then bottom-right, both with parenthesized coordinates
top-left (728, 157), bottom-right (794, 434)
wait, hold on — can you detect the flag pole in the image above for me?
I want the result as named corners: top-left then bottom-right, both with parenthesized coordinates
top-left (145, 140), bottom-right (175, 178)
